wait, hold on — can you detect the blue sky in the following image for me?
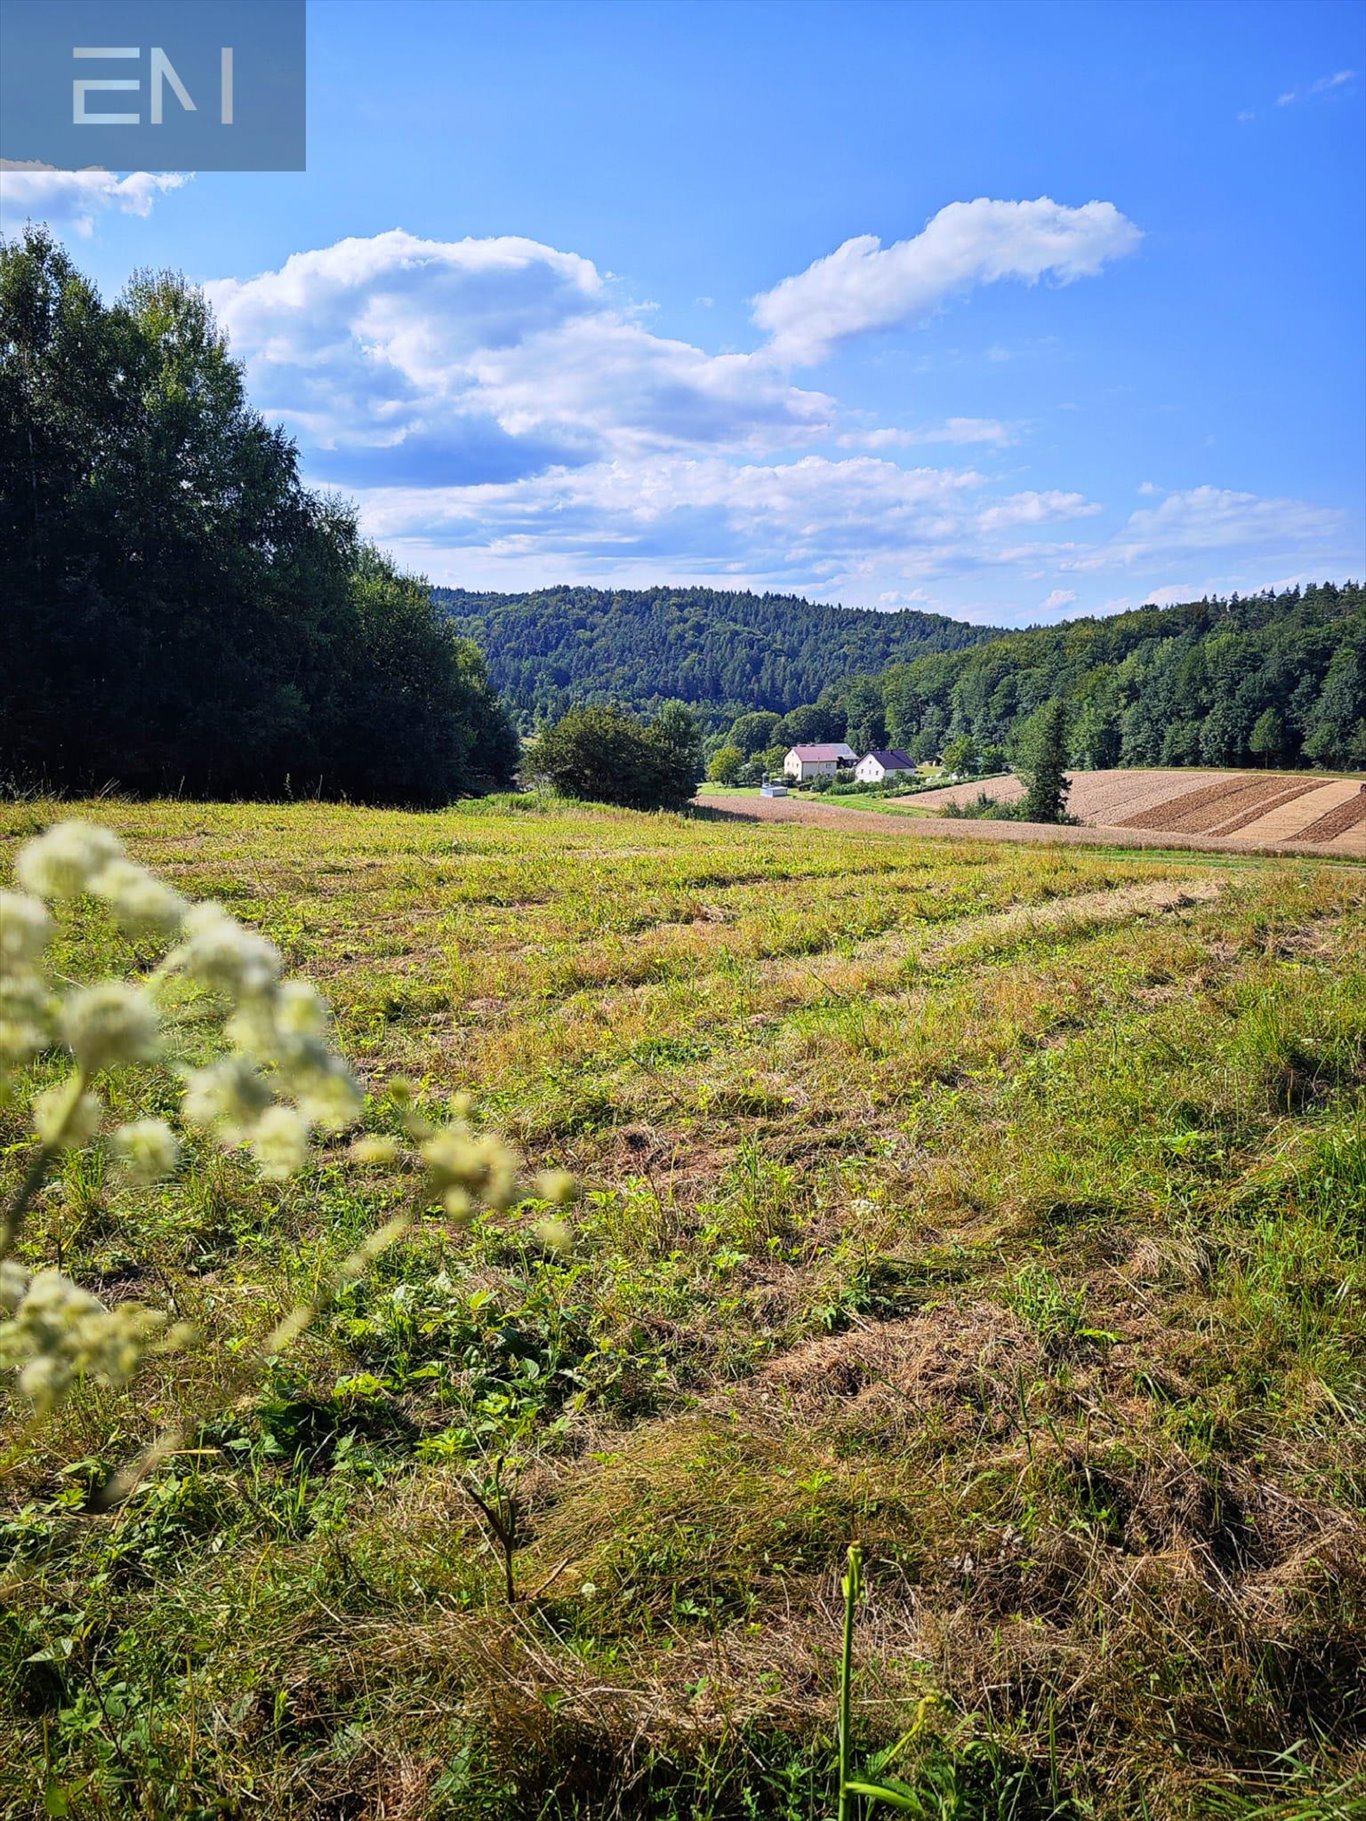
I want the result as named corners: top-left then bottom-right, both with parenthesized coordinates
top-left (3, 0), bottom-right (1363, 625)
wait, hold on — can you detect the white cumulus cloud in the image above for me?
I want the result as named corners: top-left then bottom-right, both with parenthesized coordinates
top-left (205, 230), bottom-right (833, 482)
top-left (0, 165), bottom-right (187, 237)
top-left (751, 197), bottom-right (1142, 365)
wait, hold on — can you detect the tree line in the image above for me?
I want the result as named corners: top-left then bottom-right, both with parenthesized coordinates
top-left (703, 584), bottom-right (1364, 778)
top-left (1, 229), bottom-right (516, 805)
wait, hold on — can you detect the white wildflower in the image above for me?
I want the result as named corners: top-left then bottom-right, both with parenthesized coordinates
top-left (59, 982), bottom-right (160, 1073)
top-left (0, 1260), bottom-right (30, 1316)
top-left (0, 972), bottom-right (53, 1070)
top-left (533, 1168), bottom-right (577, 1206)
top-left (0, 1267), bottom-right (176, 1414)
top-left (112, 1118), bottom-right (180, 1184)
top-left (291, 1057), bottom-right (363, 1133)
top-left (15, 822), bottom-right (123, 900)
top-left (421, 1123), bottom-right (520, 1210)
top-left (271, 979), bottom-right (331, 1040)
top-left (172, 903), bottom-right (281, 1000)
top-left (181, 1057), bottom-right (272, 1143)
top-left (0, 891), bottom-right (53, 965)
top-left (33, 1080), bottom-right (104, 1147)
top-left (533, 1217), bottom-right (573, 1253)
top-left (349, 1134), bottom-right (400, 1166)
top-left (225, 981), bottom-right (361, 1131)
top-left (247, 1104), bottom-right (312, 1180)
top-left (89, 859), bottom-right (188, 939)
top-left (442, 1187), bottom-right (475, 1225)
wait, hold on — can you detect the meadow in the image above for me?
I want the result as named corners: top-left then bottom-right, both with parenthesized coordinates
top-left (2, 797), bottom-right (1364, 1820)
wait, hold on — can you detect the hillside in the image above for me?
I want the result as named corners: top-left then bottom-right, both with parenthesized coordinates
top-left (4, 798), bottom-right (1363, 1818)
top-left (432, 584), bottom-right (999, 724)
top-left (878, 581), bottom-right (1366, 774)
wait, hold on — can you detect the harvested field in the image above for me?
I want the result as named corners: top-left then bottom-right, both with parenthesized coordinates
top-left (1117, 774), bottom-right (1311, 834)
top-left (802, 767), bottom-right (1366, 856)
top-left (1293, 785), bottom-right (1366, 844)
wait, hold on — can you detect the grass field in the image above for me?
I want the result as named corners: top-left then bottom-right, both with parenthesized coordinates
top-left (3, 797), bottom-right (1365, 1820)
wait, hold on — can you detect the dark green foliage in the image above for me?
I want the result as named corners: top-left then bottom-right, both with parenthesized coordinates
top-left (530, 703), bottom-right (700, 810)
top-left (0, 228), bottom-right (516, 804)
top-left (433, 584), bottom-right (996, 726)
top-left (883, 583), bottom-right (1365, 773)
top-left (776, 702), bottom-right (846, 746)
top-left (1019, 698), bottom-right (1073, 823)
top-left (729, 711), bottom-right (783, 756)
top-left (1248, 707), bottom-right (1286, 766)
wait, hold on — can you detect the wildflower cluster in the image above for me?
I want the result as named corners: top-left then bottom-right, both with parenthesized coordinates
top-left (0, 1261), bottom-right (186, 1414)
top-left (3, 819), bottom-right (363, 1172)
top-left (0, 819), bottom-right (572, 1430)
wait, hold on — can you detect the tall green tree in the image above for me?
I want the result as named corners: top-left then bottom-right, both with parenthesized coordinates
top-left (1019, 697), bottom-right (1072, 823)
top-left (0, 228), bottom-right (514, 804)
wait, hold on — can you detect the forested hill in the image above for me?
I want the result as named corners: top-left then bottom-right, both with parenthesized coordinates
top-left (878, 581), bottom-right (1365, 772)
top-left (432, 585), bottom-right (999, 724)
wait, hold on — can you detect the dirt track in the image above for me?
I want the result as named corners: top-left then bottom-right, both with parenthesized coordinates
top-left (694, 789), bottom-right (1365, 860)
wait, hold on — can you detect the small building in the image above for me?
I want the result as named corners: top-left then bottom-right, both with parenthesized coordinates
top-left (784, 742), bottom-right (857, 780)
top-left (760, 779), bottom-right (788, 797)
top-left (854, 749), bottom-right (916, 785)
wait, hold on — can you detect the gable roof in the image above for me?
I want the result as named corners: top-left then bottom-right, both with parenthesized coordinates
top-left (860, 750), bottom-right (915, 769)
top-left (788, 742), bottom-right (857, 761)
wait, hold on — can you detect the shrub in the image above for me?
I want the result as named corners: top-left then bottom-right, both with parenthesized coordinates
top-left (531, 704), bottom-right (700, 811)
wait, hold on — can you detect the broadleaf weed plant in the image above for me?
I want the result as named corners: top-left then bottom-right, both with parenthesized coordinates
top-left (0, 819), bottom-right (572, 1508)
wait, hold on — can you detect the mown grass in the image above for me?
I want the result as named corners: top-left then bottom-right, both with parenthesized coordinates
top-left (2, 796), bottom-right (1363, 1820)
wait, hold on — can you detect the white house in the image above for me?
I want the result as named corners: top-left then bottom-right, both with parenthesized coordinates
top-left (854, 749), bottom-right (916, 785)
top-left (784, 742), bottom-right (857, 780)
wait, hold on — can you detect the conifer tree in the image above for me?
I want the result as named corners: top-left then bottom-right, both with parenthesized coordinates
top-left (1020, 697), bottom-right (1072, 823)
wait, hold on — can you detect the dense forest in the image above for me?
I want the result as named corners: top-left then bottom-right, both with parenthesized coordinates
top-left (872, 583), bottom-right (1365, 773)
top-left (433, 584), bottom-right (997, 726)
top-left (0, 230), bottom-right (516, 804)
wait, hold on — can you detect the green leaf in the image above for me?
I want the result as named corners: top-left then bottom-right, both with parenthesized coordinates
top-left (842, 1779), bottom-right (925, 1813)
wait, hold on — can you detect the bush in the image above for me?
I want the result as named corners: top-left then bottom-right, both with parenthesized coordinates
top-left (531, 704), bottom-right (700, 811)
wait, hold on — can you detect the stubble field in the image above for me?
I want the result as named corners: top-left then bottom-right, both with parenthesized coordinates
top-left (2, 797), bottom-right (1364, 1820)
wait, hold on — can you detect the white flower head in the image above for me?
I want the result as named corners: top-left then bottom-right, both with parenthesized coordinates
top-left (0, 1267), bottom-right (176, 1413)
top-left (248, 1104), bottom-right (313, 1180)
top-left (113, 1118), bottom-right (180, 1184)
top-left (0, 891), bottom-right (53, 965)
top-left (15, 822), bottom-right (123, 900)
top-left (290, 1055), bottom-right (363, 1133)
top-left (421, 1123), bottom-right (520, 1210)
top-left (349, 1134), bottom-right (400, 1166)
top-left (0, 1260), bottom-right (31, 1316)
top-left (173, 903), bottom-right (282, 1001)
top-left (1, 972), bottom-right (54, 1070)
top-left (89, 860), bottom-right (188, 939)
top-left (59, 982), bottom-right (160, 1073)
top-left (181, 1057), bottom-right (273, 1144)
top-left (33, 1081), bottom-right (104, 1148)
